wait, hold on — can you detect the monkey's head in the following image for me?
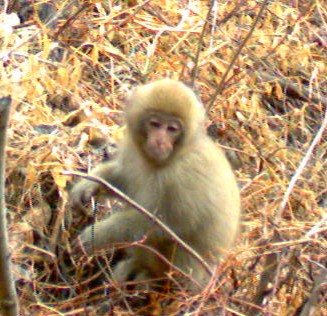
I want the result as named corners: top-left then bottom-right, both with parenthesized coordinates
top-left (125, 79), bottom-right (206, 165)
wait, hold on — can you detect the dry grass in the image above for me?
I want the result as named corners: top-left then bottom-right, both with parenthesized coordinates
top-left (1, 0), bottom-right (326, 315)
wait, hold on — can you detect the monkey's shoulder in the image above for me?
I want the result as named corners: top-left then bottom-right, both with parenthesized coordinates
top-left (181, 138), bottom-right (231, 170)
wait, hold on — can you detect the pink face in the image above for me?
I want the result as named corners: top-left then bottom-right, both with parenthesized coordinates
top-left (143, 113), bottom-right (182, 163)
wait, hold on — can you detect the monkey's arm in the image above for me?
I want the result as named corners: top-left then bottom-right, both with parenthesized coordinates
top-left (78, 209), bottom-right (153, 254)
top-left (70, 160), bottom-right (124, 210)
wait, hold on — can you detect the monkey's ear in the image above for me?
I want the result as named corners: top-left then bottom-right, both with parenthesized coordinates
top-left (124, 86), bottom-right (139, 111)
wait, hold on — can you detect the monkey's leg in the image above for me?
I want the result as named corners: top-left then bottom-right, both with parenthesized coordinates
top-left (112, 256), bottom-right (157, 292)
top-left (111, 258), bottom-right (136, 282)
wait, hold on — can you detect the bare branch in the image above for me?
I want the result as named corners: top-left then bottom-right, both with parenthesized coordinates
top-left (298, 268), bottom-right (327, 316)
top-left (0, 96), bottom-right (19, 316)
top-left (277, 97), bottom-right (327, 220)
top-left (209, 0), bottom-right (269, 107)
top-left (190, 0), bottom-right (215, 88)
top-left (63, 171), bottom-right (214, 277)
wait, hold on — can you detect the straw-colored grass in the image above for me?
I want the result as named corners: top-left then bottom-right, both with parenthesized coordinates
top-left (1, 1), bottom-right (326, 315)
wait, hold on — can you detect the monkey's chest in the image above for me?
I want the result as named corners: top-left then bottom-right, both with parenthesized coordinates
top-left (125, 172), bottom-right (179, 214)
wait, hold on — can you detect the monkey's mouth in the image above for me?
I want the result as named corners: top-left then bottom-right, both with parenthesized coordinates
top-left (146, 148), bottom-right (171, 163)
top-left (144, 144), bottom-right (172, 163)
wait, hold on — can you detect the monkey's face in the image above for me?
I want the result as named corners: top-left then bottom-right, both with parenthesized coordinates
top-left (139, 112), bottom-right (183, 164)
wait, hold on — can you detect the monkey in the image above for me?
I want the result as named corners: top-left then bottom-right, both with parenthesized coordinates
top-left (70, 78), bottom-right (241, 289)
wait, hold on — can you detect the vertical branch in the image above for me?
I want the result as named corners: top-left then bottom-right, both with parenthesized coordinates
top-left (190, 0), bottom-right (215, 88)
top-left (277, 102), bottom-right (327, 220)
top-left (0, 96), bottom-right (19, 316)
top-left (209, 0), bottom-right (269, 107)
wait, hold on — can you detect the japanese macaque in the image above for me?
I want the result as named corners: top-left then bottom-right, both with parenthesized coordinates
top-left (70, 79), bottom-right (240, 289)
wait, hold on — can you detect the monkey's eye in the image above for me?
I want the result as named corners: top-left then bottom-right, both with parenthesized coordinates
top-left (149, 120), bottom-right (161, 128)
top-left (167, 125), bottom-right (179, 132)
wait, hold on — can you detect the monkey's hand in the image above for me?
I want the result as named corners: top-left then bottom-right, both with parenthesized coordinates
top-left (74, 224), bottom-right (111, 255)
top-left (72, 233), bottom-right (91, 256)
top-left (77, 225), bottom-right (95, 255)
top-left (70, 180), bottom-right (99, 213)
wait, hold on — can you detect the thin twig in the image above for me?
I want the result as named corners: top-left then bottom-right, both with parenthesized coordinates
top-left (190, 0), bottom-right (215, 87)
top-left (54, 2), bottom-right (94, 39)
top-left (259, 72), bottom-right (327, 107)
top-left (277, 102), bottom-right (327, 220)
top-left (0, 1), bottom-right (75, 61)
top-left (129, 243), bottom-right (202, 289)
top-left (62, 171), bottom-right (213, 277)
top-left (298, 268), bottom-right (327, 316)
top-left (209, 0), bottom-right (269, 107)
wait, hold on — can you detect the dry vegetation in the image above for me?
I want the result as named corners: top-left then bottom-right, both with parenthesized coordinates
top-left (0, 0), bottom-right (326, 315)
